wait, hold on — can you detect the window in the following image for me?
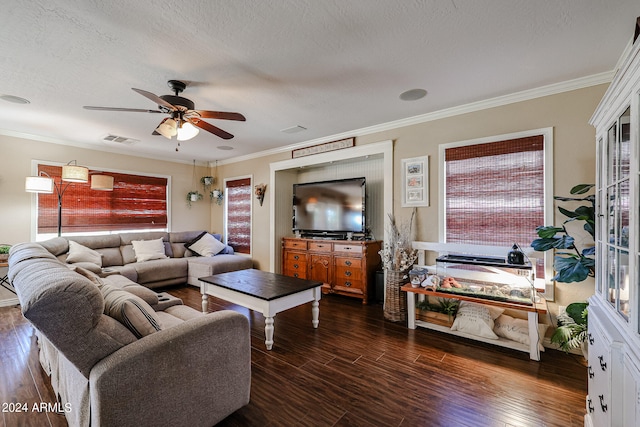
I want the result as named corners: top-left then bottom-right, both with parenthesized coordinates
top-left (441, 129), bottom-right (553, 290)
top-left (36, 164), bottom-right (168, 237)
top-left (225, 176), bottom-right (252, 254)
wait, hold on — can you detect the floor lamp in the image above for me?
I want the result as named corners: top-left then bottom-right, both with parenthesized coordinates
top-left (25, 161), bottom-right (114, 236)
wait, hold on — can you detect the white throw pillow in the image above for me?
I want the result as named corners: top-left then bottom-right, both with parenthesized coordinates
top-left (494, 314), bottom-right (549, 351)
top-left (66, 240), bottom-right (103, 267)
top-left (450, 301), bottom-right (499, 339)
top-left (131, 238), bottom-right (167, 263)
top-left (186, 232), bottom-right (226, 257)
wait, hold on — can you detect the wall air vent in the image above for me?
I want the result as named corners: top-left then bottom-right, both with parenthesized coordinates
top-left (102, 134), bottom-right (139, 145)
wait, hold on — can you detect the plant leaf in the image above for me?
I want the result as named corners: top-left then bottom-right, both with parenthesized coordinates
top-left (566, 302), bottom-right (588, 325)
top-left (534, 226), bottom-right (564, 238)
top-left (570, 184), bottom-right (595, 195)
top-left (553, 255), bottom-right (591, 283)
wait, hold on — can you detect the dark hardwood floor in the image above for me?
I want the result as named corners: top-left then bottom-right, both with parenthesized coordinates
top-left (1, 285), bottom-right (587, 427)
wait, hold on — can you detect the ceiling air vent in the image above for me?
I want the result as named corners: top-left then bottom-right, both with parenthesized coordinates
top-left (102, 134), bottom-right (139, 145)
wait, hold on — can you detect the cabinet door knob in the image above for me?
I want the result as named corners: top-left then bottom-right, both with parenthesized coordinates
top-left (293, 273), bottom-right (299, 278)
top-left (588, 366), bottom-right (594, 379)
top-left (345, 281), bottom-right (352, 287)
top-left (345, 271), bottom-right (352, 277)
top-left (598, 355), bottom-right (607, 371)
top-left (599, 395), bottom-right (607, 412)
top-left (588, 333), bottom-right (594, 345)
top-left (345, 260), bottom-right (352, 266)
top-left (588, 398), bottom-right (594, 413)
top-left (293, 264), bottom-right (299, 269)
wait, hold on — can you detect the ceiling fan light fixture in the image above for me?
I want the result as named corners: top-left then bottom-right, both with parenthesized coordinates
top-left (156, 118), bottom-right (178, 139)
top-left (177, 122), bottom-right (199, 141)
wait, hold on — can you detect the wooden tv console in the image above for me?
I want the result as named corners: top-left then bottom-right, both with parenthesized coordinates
top-left (281, 237), bottom-right (382, 304)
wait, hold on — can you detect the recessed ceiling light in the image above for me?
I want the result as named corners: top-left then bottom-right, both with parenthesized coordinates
top-left (0, 94), bottom-right (30, 104)
top-left (217, 146), bottom-right (234, 150)
top-left (399, 88), bottom-right (427, 101)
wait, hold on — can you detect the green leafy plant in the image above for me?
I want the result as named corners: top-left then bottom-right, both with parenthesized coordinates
top-left (551, 302), bottom-right (588, 352)
top-left (0, 245), bottom-right (10, 255)
top-left (531, 184), bottom-right (595, 283)
top-left (186, 191), bottom-right (203, 208)
top-left (416, 298), bottom-right (459, 320)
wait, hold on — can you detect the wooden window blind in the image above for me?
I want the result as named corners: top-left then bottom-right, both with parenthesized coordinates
top-left (37, 164), bottom-right (168, 234)
top-left (444, 135), bottom-right (544, 251)
top-left (225, 177), bottom-right (252, 254)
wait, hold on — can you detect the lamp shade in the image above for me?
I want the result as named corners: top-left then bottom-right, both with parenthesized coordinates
top-left (25, 176), bottom-right (54, 193)
top-left (156, 119), bottom-right (178, 139)
top-left (62, 165), bottom-right (89, 182)
top-left (91, 174), bottom-right (114, 191)
top-left (177, 122), bottom-right (199, 141)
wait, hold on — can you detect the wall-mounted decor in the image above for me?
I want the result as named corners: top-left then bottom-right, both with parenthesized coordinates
top-left (292, 137), bottom-right (354, 158)
top-left (255, 183), bottom-right (266, 206)
top-left (401, 156), bottom-right (429, 207)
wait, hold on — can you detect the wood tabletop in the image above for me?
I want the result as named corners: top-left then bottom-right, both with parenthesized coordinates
top-left (200, 269), bottom-right (322, 301)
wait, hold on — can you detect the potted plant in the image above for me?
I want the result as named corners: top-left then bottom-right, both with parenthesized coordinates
top-left (200, 176), bottom-right (215, 187)
top-left (551, 302), bottom-right (588, 353)
top-left (531, 184), bottom-right (595, 283)
top-left (186, 191), bottom-right (203, 208)
top-left (0, 245), bottom-right (10, 262)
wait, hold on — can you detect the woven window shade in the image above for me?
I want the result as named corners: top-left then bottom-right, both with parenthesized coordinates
top-left (444, 135), bottom-right (544, 250)
top-left (37, 165), bottom-right (168, 234)
top-left (226, 177), bottom-right (252, 254)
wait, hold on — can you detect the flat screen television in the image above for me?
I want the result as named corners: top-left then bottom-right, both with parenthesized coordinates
top-left (293, 177), bottom-right (365, 236)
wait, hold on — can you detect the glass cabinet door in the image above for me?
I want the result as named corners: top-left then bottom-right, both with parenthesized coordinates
top-left (601, 107), bottom-right (631, 320)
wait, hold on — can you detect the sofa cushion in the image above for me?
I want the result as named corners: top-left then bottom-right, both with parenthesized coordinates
top-left (185, 232), bottom-right (226, 257)
top-left (67, 241), bottom-right (103, 267)
top-left (131, 238), bottom-right (168, 262)
top-left (103, 274), bottom-right (159, 306)
top-left (133, 258), bottom-right (188, 285)
top-left (101, 284), bottom-right (162, 338)
top-left (70, 265), bottom-right (105, 286)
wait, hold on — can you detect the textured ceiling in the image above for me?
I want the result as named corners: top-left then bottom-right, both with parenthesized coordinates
top-left (1, 1), bottom-right (639, 163)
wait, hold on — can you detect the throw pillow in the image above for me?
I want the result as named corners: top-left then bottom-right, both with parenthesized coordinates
top-left (131, 238), bottom-right (167, 263)
top-left (66, 240), bottom-right (103, 267)
top-left (494, 314), bottom-right (549, 351)
top-left (185, 232), bottom-right (226, 257)
top-left (450, 301), bottom-right (499, 339)
top-left (101, 284), bottom-right (162, 338)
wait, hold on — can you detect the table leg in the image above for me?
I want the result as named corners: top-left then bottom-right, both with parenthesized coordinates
top-left (407, 290), bottom-right (416, 329)
top-left (312, 299), bottom-right (319, 328)
top-left (527, 311), bottom-right (540, 361)
top-left (265, 316), bottom-right (275, 350)
top-left (200, 282), bottom-right (208, 313)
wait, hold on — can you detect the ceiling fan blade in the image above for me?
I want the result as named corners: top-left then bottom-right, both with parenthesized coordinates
top-left (188, 118), bottom-right (234, 140)
top-left (193, 111), bottom-right (246, 121)
top-left (132, 88), bottom-right (176, 111)
top-left (83, 106), bottom-right (163, 113)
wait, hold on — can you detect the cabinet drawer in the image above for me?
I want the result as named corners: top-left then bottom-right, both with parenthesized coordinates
top-left (284, 239), bottom-right (308, 250)
top-left (334, 244), bottom-right (363, 254)
top-left (334, 257), bottom-right (362, 269)
top-left (333, 276), bottom-right (364, 294)
top-left (309, 242), bottom-right (332, 252)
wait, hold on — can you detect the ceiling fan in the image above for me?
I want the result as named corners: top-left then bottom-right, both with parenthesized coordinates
top-left (83, 80), bottom-right (245, 141)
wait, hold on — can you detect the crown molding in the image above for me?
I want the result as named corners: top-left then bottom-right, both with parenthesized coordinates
top-left (218, 71), bottom-right (613, 166)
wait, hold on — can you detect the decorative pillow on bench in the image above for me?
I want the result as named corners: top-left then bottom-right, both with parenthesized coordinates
top-left (185, 232), bottom-right (227, 257)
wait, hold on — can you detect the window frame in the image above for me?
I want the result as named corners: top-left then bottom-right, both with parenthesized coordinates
top-left (30, 160), bottom-right (172, 240)
top-left (224, 174), bottom-right (253, 255)
top-left (438, 128), bottom-right (554, 298)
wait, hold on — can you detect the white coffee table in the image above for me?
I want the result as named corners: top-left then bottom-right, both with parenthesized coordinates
top-left (199, 269), bottom-right (322, 350)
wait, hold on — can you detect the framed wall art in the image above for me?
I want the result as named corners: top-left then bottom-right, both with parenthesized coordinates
top-left (401, 156), bottom-right (429, 207)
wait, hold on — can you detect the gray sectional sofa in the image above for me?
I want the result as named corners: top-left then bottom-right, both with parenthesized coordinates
top-left (38, 230), bottom-right (253, 288)
top-left (8, 241), bottom-right (251, 427)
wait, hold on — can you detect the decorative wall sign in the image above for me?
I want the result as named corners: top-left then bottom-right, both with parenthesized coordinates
top-left (401, 156), bottom-right (429, 207)
top-left (292, 137), bottom-right (355, 158)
